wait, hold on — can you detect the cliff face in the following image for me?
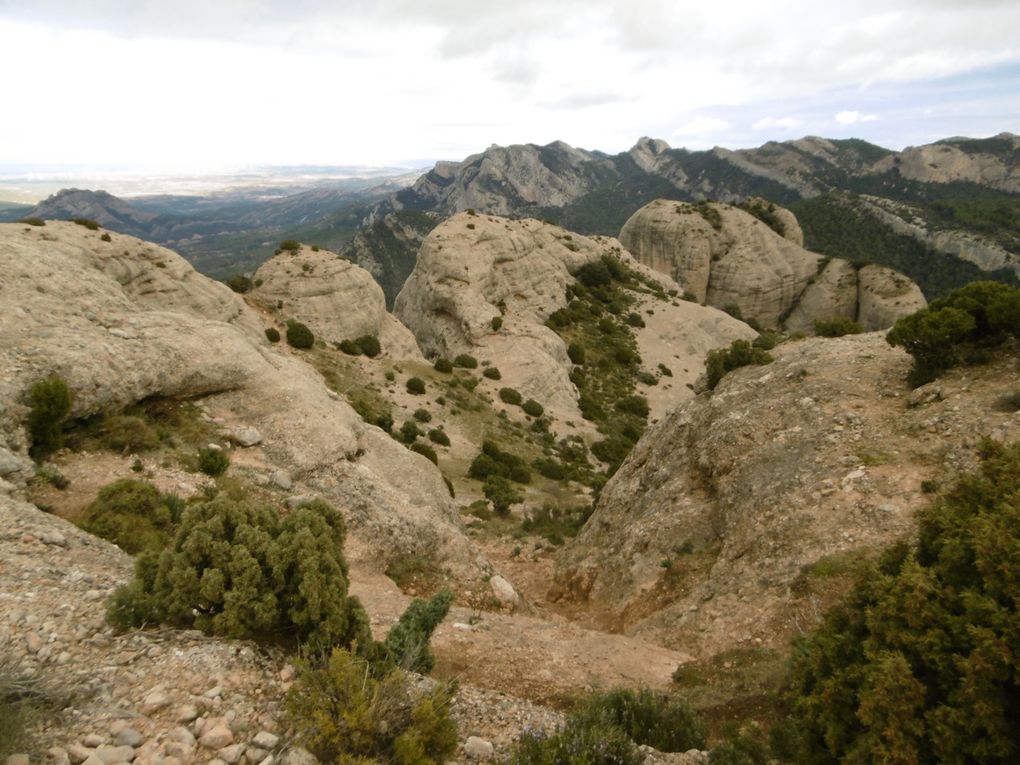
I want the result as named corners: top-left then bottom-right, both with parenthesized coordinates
top-left (553, 333), bottom-right (1020, 657)
top-left (619, 199), bottom-right (926, 330)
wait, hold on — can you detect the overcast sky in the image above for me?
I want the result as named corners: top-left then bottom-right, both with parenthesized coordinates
top-left (1, 0), bottom-right (1017, 168)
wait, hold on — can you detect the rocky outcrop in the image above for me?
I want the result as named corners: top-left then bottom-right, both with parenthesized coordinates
top-left (393, 213), bottom-right (753, 422)
top-left (620, 199), bottom-right (925, 331)
top-left (553, 333), bottom-right (1020, 657)
top-left (872, 133), bottom-right (1020, 193)
top-left (0, 222), bottom-right (479, 580)
top-left (252, 243), bottom-right (422, 359)
top-left (25, 189), bottom-right (156, 238)
top-left (338, 211), bottom-right (442, 307)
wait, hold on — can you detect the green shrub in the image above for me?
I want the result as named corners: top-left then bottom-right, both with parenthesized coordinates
top-left (509, 717), bottom-right (641, 765)
top-left (468, 441), bottom-right (531, 484)
top-left (789, 439), bottom-right (1020, 765)
top-left (285, 647), bottom-right (457, 765)
top-left (27, 376), bottom-right (72, 459)
top-left (285, 320), bottom-right (315, 349)
top-left (339, 339), bottom-right (361, 355)
top-left (355, 335), bottom-right (382, 358)
top-left (453, 354), bottom-right (478, 369)
top-left (591, 436), bottom-right (632, 472)
top-left (533, 458), bottom-right (567, 481)
top-left (491, 316), bottom-right (503, 331)
top-left (499, 388), bottom-right (523, 405)
top-left (225, 274), bottom-right (252, 293)
top-left (625, 312), bottom-right (646, 328)
top-left (433, 358), bottom-right (453, 373)
top-left (100, 232), bottom-right (112, 242)
top-left (705, 340), bottom-right (774, 390)
top-left (108, 496), bottom-right (371, 654)
top-left (575, 688), bottom-right (706, 752)
top-left (16, 217), bottom-right (45, 226)
top-left (410, 442), bottom-right (438, 464)
top-left (427, 428), bottom-right (450, 447)
top-left (399, 420), bottom-right (422, 444)
top-left (382, 589), bottom-right (453, 673)
top-left (521, 399), bottom-right (544, 417)
top-left (567, 342), bottom-right (586, 364)
top-left (887, 281), bottom-right (1020, 386)
top-left (814, 317), bottom-right (863, 337)
top-left (71, 218), bottom-right (100, 230)
top-left (77, 479), bottom-right (182, 554)
top-left (265, 327), bottom-right (281, 343)
top-left (483, 366), bottom-right (502, 380)
top-left (196, 446), bottom-right (229, 476)
top-left (483, 475), bottom-right (524, 516)
top-left (615, 395), bottom-right (649, 418)
top-left (97, 414), bottom-right (160, 453)
top-left (407, 377), bottom-right (426, 395)
top-left (413, 408), bottom-right (432, 423)
top-left (280, 239), bottom-right (301, 252)
top-left (658, 363), bottom-right (673, 377)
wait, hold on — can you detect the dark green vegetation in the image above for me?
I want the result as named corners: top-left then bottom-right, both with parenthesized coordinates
top-left (196, 445), bottom-right (230, 476)
top-left (469, 440), bottom-right (531, 485)
top-left (704, 338), bottom-right (774, 391)
top-left (381, 589), bottom-right (453, 674)
top-left (738, 199), bottom-right (787, 237)
top-left (285, 319), bottom-right (315, 349)
top-left (545, 255), bottom-right (662, 474)
top-left (108, 496), bottom-right (370, 653)
top-left (265, 327), bottom-right (281, 343)
top-left (789, 440), bottom-right (1020, 764)
top-left (27, 376), bottom-right (72, 459)
top-left (508, 688), bottom-right (706, 765)
top-left (407, 377), bottom-right (426, 395)
top-left (225, 273), bottom-right (252, 293)
top-left (285, 647), bottom-right (457, 765)
top-left (813, 317), bottom-right (862, 337)
top-left (76, 479), bottom-right (183, 555)
top-left (886, 281), bottom-right (1020, 386)
top-left (71, 218), bottom-right (101, 230)
top-left (793, 193), bottom-right (1019, 300)
top-left (16, 216), bottom-right (45, 226)
top-left (519, 503), bottom-right (593, 546)
top-left (483, 475), bottom-right (524, 515)
top-left (339, 334), bottom-right (382, 357)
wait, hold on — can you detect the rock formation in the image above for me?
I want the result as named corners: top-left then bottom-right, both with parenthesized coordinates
top-left (393, 212), bottom-right (753, 421)
top-left (871, 133), bottom-right (1020, 193)
top-left (619, 199), bottom-right (926, 330)
top-left (553, 332), bottom-right (1020, 657)
top-left (0, 222), bottom-right (479, 581)
top-left (251, 243), bottom-right (422, 359)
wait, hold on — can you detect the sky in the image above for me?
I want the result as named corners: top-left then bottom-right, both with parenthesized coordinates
top-left (0, 0), bottom-right (1018, 170)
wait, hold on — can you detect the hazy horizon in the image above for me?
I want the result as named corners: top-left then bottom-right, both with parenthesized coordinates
top-left (1, 0), bottom-right (1017, 170)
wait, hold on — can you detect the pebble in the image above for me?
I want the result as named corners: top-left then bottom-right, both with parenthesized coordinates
top-left (252, 731), bottom-right (279, 750)
top-left (94, 745), bottom-right (135, 765)
top-left (142, 688), bottom-right (171, 715)
top-left (199, 722), bottom-right (234, 750)
top-left (464, 736), bottom-right (495, 760)
top-left (83, 734), bottom-right (106, 748)
top-left (218, 743), bottom-right (246, 764)
top-left (113, 727), bottom-right (142, 747)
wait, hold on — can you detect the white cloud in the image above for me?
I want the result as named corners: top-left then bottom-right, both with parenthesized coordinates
top-left (835, 110), bottom-right (880, 125)
top-left (0, 1), bottom-right (1017, 165)
top-left (752, 116), bottom-right (803, 130)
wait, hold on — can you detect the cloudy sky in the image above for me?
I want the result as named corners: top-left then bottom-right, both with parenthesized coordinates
top-left (0, 0), bottom-right (1017, 169)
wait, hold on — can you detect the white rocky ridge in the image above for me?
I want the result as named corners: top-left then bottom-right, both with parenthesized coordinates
top-left (619, 199), bottom-right (926, 330)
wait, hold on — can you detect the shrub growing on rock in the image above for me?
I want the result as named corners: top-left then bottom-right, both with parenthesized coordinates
top-left (886, 281), bottom-right (1020, 386)
top-left (107, 496), bottom-right (372, 654)
top-left (27, 376), bottom-right (72, 459)
top-left (225, 274), bottom-right (252, 293)
top-left (453, 354), bottom-right (478, 369)
top-left (482, 366), bottom-right (502, 380)
top-left (468, 441), bottom-right (531, 484)
top-left (381, 589), bottom-right (453, 673)
top-left (196, 446), bottom-right (229, 476)
top-left (77, 479), bottom-right (182, 555)
top-left (789, 439), bottom-right (1020, 764)
top-left (433, 358), bottom-right (453, 373)
top-left (521, 399), bottom-right (544, 417)
top-left (491, 316), bottom-right (503, 331)
top-left (71, 218), bottom-right (100, 230)
top-left (410, 442), bottom-right (438, 464)
top-left (427, 428), bottom-right (450, 447)
top-left (265, 327), bottom-right (281, 343)
top-left (575, 688), bottom-right (706, 753)
top-left (413, 408), bottom-right (432, 423)
top-left (280, 239), bottom-right (301, 253)
top-left (100, 415), bottom-right (160, 453)
top-left (567, 342), bottom-right (586, 365)
top-left (16, 217), bottom-right (45, 226)
top-left (285, 320), bottom-right (315, 349)
top-left (814, 317), bottom-right (862, 337)
top-left (483, 475), bottom-right (524, 516)
top-left (285, 647), bottom-right (457, 765)
top-left (355, 335), bottom-right (382, 358)
top-left (406, 377), bottom-right (426, 395)
top-left (705, 339), bottom-right (773, 391)
top-left (499, 388), bottom-right (523, 406)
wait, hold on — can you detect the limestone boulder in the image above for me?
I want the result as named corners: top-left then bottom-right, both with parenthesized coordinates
top-left (856, 264), bottom-right (928, 331)
top-left (783, 259), bottom-right (859, 334)
top-left (252, 245), bottom-right (422, 359)
top-left (620, 200), bottom-right (819, 327)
